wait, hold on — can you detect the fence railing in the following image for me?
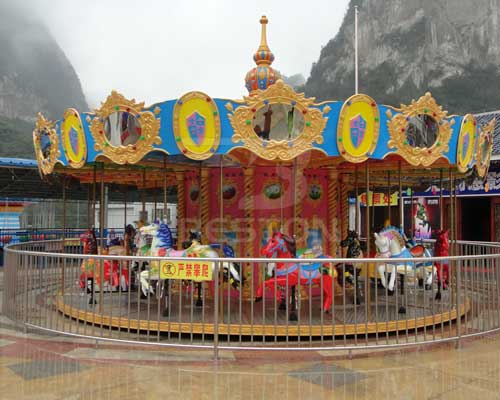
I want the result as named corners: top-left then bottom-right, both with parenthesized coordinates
top-left (2, 239), bottom-right (499, 358)
top-left (0, 228), bottom-right (124, 247)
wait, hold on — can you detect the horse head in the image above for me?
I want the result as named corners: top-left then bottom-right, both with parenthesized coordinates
top-left (341, 230), bottom-right (358, 248)
top-left (435, 229), bottom-right (449, 254)
top-left (80, 228), bottom-right (97, 255)
top-left (374, 232), bottom-right (390, 256)
top-left (260, 232), bottom-right (292, 258)
top-left (125, 224), bottom-right (136, 238)
top-left (140, 222), bottom-right (159, 236)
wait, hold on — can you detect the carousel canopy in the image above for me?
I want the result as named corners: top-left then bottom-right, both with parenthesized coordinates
top-left (0, 157), bottom-right (176, 202)
top-left (32, 16), bottom-right (494, 186)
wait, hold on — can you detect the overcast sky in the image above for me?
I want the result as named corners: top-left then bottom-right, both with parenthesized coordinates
top-left (22, 0), bottom-right (350, 108)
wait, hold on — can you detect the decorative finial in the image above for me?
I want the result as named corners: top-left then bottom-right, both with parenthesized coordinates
top-left (258, 15), bottom-right (270, 55)
top-left (244, 15), bottom-right (280, 93)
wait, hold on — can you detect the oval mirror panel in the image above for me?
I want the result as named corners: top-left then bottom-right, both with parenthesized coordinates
top-left (252, 104), bottom-right (304, 141)
top-left (405, 114), bottom-right (438, 148)
top-left (104, 112), bottom-right (142, 147)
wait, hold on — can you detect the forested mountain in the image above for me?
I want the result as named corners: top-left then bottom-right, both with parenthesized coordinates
top-left (0, 2), bottom-right (87, 157)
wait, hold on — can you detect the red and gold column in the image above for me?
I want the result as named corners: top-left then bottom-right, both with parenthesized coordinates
top-left (339, 173), bottom-right (349, 255)
top-left (328, 170), bottom-right (340, 257)
top-left (200, 167), bottom-right (210, 243)
top-left (243, 167), bottom-right (255, 298)
top-left (293, 165), bottom-right (305, 250)
top-left (175, 171), bottom-right (186, 249)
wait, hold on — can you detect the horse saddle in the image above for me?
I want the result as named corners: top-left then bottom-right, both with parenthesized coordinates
top-left (409, 245), bottom-right (425, 257)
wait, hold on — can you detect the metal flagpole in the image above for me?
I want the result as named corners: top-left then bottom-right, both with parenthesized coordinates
top-left (354, 5), bottom-right (359, 94)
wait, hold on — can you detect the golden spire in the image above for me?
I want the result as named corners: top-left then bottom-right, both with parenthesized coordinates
top-left (245, 15), bottom-right (279, 92)
top-left (258, 16), bottom-right (270, 54)
top-left (254, 15), bottom-right (274, 66)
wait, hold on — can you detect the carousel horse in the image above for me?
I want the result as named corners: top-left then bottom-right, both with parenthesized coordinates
top-left (336, 230), bottom-right (365, 305)
top-left (79, 228), bottom-right (98, 304)
top-left (139, 221), bottom-right (241, 316)
top-left (79, 229), bottom-right (129, 305)
top-left (374, 226), bottom-right (435, 313)
top-left (434, 229), bottom-right (450, 300)
top-left (258, 230), bottom-right (299, 319)
top-left (182, 230), bottom-right (244, 306)
top-left (130, 225), bottom-right (151, 290)
top-left (255, 230), bottom-right (336, 319)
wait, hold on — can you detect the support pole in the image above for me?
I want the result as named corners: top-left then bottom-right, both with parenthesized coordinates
top-left (365, 162), bottom-right (371, 319)
top-left (398, 162), bottom-right (403, 230)
top-left (410, 188), bottom-right (414, 237)
top-left (124, 185), bottom-right (127, 229)
top-left (354, 5), bottom-right (359, 94)
top-left (292, 159), bottom-right (298, 239)
top-left (439, 169), bottom-right (443, 230)
top-left (62, 176), bottom-right (66, 248)
top-left (355, 166), bottom-right (359, 233)
top-left (153, 181), bottom-right (158, 221)
top-left (92, 164), bottom-right (97, 227)
top-left (219, 156), bottom-right (224, 323)
top-left (386, 171), bottom-right (391, 226)
top-left (141, 169), bottom-right (146, 217)
top-left (279, 163), bottom-right (284, 231)
top-left (449, 168), bottom-right (454, 256)
top-left (99, 163), bottom-right (105, 313)
top-left (61, 176), bottom-right (66, 295)
top-left (87, 183), bottom-right (91, 228)
top-left (163, 157), bottom-right (167, 222)
top-left (219, 157), bottom-right (224, 243)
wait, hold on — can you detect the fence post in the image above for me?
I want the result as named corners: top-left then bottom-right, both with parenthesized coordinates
top-left (213, 260), bottom-right (219, 361)
top-left (455, 255), bottom-right (462, 348)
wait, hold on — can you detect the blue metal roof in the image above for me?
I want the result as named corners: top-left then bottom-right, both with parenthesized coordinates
top-left (0, 158), bottom-right (38, 168)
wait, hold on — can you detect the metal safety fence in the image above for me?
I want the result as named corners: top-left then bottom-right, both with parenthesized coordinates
top-left (2, 239), bottom-right (499, 358)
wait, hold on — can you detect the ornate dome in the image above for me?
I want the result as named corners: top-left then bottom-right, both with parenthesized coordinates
top-left (245, 16), bottom-right (280, 93)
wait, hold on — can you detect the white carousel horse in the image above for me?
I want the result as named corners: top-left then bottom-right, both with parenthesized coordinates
top-left (138, 221), bottom-right (241, 297)
top-left (374, 227), bottom-right (436, 292)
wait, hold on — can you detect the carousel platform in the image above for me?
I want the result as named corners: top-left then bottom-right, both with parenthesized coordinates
top-left (55, 286), bottom-right (470, 338)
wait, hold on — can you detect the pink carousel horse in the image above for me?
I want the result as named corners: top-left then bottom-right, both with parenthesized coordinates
top-left (255, 230), bottom-right (335, 320)
top-left (434, 229), bottom-right (449, 300)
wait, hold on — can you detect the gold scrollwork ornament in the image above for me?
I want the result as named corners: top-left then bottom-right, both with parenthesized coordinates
top-left (228, 80), bottom-right (328, 161)
top-left (386, 92), bottom-right (453, 167)
top-left (475, 118), bottom-right (494, 178)
top-left (90, 91), bottom-right (161, 164)
top-left (33, 112), bottom-right (60, 175)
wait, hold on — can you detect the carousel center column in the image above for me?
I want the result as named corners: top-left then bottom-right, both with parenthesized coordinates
top-left (339, 173), bottom-right (349, 255)
top-left (243, 166), bottom-right (255, 298)
top-left (175, 171), bottom-right (186, 249)
top-left (328, 170), bottom-right (340, 258)
top-left (200, 167), bottom-right (210, 244)
top-left (293, 164), bottom-right (305, 250)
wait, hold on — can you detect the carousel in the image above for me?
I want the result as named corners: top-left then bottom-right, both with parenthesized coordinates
top-left (32, 16), bottom-right (494, 340)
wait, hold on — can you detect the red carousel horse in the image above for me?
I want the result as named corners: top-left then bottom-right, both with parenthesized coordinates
top-left (255, 230), bottom-right (335, 319)
top-left (79, 228), bottom-right (129, 304)
top-left (434, 229), bottom-right (449, 300)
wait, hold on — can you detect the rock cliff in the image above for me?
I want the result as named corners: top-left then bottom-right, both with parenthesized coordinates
top-left (305, 0), bottom-right (500, 113)
top-left (0, 3), bottom-right (88, 157)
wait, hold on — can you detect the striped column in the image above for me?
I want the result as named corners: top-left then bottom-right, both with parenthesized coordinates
top-left (175, 171), bottom-right (186, 249)
top-left (328, 170), bottom-right (340, 257)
